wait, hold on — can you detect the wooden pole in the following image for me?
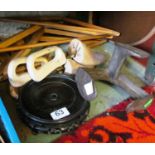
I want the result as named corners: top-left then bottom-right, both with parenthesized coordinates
top-left (44, 28), bottom-right (89, 38)
top-left (63, 17), bottom-right (120, 36)
top-left (15, 29), bottom-right (44, 57)
top-left (0, 18), bottom-right (113, 35)
top-left (0, 35), bottom-right (108, 53)
top-left (39, 36), bottom-right (70, 42)
top-left (0, 25), bottom-right (42, 48)
top-left (1, 29), bottom-right (44, 80)
top-left (87, 40), bottom-right (107, 48)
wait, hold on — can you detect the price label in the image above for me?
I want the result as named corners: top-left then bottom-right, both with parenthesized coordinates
top-left (84, 81), bottom-right (94, 95)
top-left (50, 107), bottom-right (70, 120)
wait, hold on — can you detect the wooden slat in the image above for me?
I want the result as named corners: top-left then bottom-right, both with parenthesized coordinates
top-left (41, 37), bottom-right (107, 47)
top-left (1, 29), bottom-right (44, 80)
top-left (0, 35), bottom-right (109, 53)
top-left (39, 36), bottom-right (70, 42)
top-left (0, 39), bottom-right (26, 80)
top-left (44, 28), bottom-right (88, 38)
top-left (0, 18), bottom-right (111, 35)
top-left (84, 39), bottom-right (102, 45)
top-left (88, 40), bottom-right (107, 48)
top-left (0, 40), bottom-right (71, 53)
top-left (0, 25), bottom-right (42, 48)
top-left (63, 17), bottom-right (120, 36)
top-left (40, 22), bottom-right (108, 35)
top-left (15, 29), bottom-right (44, 57)
top-left (41, 34), bottom-right (112, 42)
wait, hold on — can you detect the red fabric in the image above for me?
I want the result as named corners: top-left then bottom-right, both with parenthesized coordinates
top-left (55, 86), bottom-right (155, 143)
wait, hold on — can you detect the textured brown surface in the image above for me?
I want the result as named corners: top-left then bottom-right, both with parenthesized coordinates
top-left (96, 11), bottom-right (155, 43)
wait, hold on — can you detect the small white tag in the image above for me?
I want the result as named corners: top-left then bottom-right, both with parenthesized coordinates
top-left (50, 107), bottom-right (70, 120)
top-left (84, 81), bottom-right (94, 95)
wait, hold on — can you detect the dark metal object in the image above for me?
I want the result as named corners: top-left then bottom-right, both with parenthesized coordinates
top-left (75, 68), bottom-right (97, 101)
top-left (145, 43), bottom-right (155, 84)
top-left (18, 74), bottom-right (89, 134)
top-left (108, 41), bottom-right (149, 80)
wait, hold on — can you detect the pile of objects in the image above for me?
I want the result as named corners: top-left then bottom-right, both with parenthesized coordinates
top-left (0, 17), bottom-right (119, 134)
top-left (0, 17), bottom-right (152, 135)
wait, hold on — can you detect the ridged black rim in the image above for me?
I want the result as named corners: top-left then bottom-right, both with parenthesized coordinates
top-left (18, 74), bottom-right (89, 133)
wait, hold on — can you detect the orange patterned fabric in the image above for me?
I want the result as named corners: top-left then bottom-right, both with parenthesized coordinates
top-left (55, 86), bottom-right (155, 143)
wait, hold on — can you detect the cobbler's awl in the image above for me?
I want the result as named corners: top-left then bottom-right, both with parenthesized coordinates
top-left (145, 43), bottom-right (155, 84)
top-left (108, 41), bottom-right (149, 80)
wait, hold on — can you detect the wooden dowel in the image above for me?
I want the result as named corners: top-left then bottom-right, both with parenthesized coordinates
top-left (43, 22), bottom-right (106, 35)
top-left (90, 41), bottom-right (107, 48)
top-left (40, 37), bottom-right (106, 49)
top-left (0, 39), bottom-right (26, 81)
top-left (0, 35), bottom-right (108, 53)
top-left (84, 39), bottom-right (101, 44)
top-left (87, 40), bottom-right (107, 48)
top-left (40, 37), bottom-right (107, 47)
top-left (41, 34), bottom-right (112, 42)
top-left (63, 17), bottom-right (120, 36)
top-left (16, 29), bottom-right (44, 57)
top-left (0, 18), bottom-right (112, 35)
top-left (84, 39), bottom-right (103, 46)
top-left (9, 39), bottom-right (25, 57)
top-left (44, 28), bottom-right (89, 38)
top-left (0, 25), bottom-right (42, 48)
top-left (0, 40), bottom-right (71, 53)
top-left (1, 29), bottom-right (44, 80)
top-left (39, 36), bottom-right (70, 42)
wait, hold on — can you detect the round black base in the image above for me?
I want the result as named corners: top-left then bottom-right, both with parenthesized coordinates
top-left (18, 74), bottom-right (89, 134)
